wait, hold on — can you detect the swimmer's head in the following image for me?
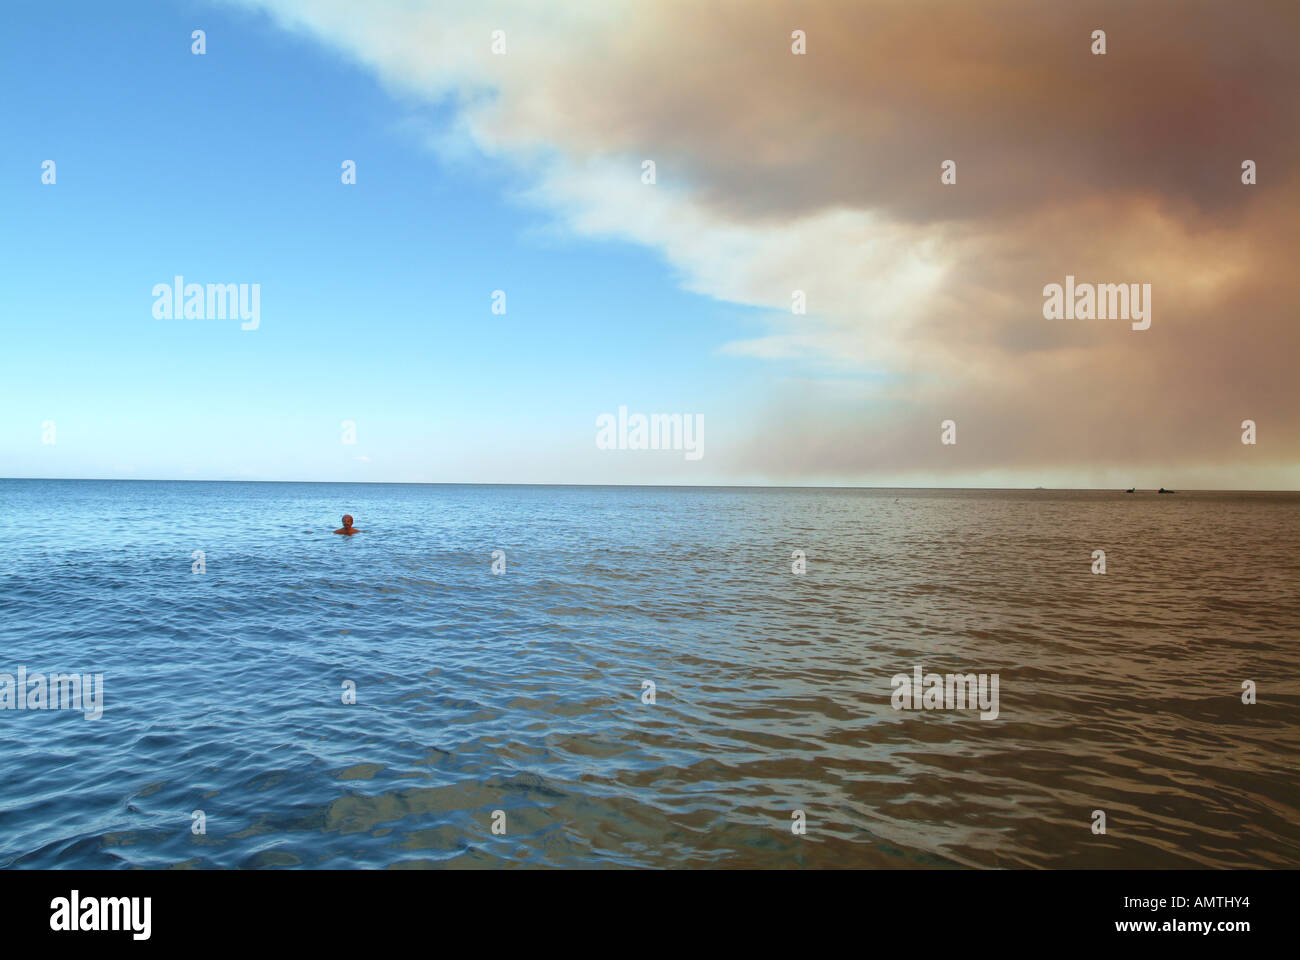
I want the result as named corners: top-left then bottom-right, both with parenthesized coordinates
top-left (341, 514), bottom-right (354, 529)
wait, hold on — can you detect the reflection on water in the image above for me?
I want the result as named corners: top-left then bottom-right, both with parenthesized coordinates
top-left (1, 480), bottom-right (1297, 868)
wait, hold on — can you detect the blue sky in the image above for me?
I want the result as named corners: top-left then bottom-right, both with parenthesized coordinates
top-left (0, 1), bottom-right (775, 483)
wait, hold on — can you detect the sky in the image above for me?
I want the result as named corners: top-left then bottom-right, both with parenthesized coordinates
top-left (2, 0), bottom-right (1296, 488)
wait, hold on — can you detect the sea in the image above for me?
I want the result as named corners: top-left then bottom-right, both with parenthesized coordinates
top-left (1, 479), bottom-right (1297, 868)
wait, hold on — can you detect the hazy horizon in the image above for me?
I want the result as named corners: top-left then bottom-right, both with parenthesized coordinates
top-left (3, 475), bottom-right (1295, 493)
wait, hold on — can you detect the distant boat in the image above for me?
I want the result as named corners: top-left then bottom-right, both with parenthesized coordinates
top-left (1157, 487), bottom-right (1175, 494)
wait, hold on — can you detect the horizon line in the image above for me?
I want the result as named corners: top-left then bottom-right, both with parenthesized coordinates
top-left (2, 476), bottom-right (1296, 493)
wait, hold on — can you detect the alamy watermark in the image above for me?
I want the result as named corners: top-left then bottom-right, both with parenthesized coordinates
top-left (596, 406), bottom-right (703, 460)
top-left (890, 665), bottom-right (999, 720)
top-left (1043, 275), bottom-right (1150, 330)
top-left (152, 276), bottom-right (260, 330)
top-left (1, 667), bottom-right (104, 719)
top-left (50, 891), bottom-right (150, 940)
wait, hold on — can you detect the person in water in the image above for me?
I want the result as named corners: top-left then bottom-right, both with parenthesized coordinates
top-left (333, 514), bottom-right (362, 535)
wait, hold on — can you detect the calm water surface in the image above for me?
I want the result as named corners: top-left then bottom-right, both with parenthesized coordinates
top-left (1, 480), bottom-right (1297, 868)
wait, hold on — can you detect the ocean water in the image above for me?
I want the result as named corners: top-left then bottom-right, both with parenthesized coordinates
top-left (0, 479), bottom-right (1296, 869)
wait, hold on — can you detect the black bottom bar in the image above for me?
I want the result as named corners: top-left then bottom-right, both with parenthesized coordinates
top-left (2, 868), bottom-right (1283, 946)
